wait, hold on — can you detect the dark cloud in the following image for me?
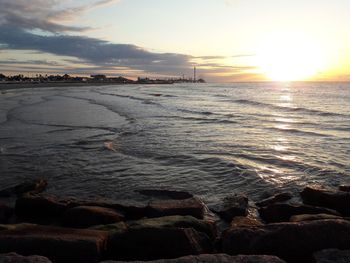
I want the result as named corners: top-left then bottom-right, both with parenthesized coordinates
top-left (0, 0), bottom-right (119, 33)
top-left (0, 25), bottom-right (192, 75)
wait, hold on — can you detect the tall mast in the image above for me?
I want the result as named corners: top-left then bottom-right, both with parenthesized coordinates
top-left (193, 66), bottom-right (196, 83)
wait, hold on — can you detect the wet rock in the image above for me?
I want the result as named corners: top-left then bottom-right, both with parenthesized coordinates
top-left (77, 200), bottom-right (148, 220)
top-left (107, 202), bottom-right (147, 220)
top-left (0, 179), bottom-right (47, 197)
top-left (15, 194), bottom-right (71, 219)
top-left (0, 223), bottom-right (36, 231)
top-left (301, 185), bottom-right (350, 216)
top-left (62, 206), bottom-right (124, 228)
top-left (222, 219), bottom-right (350, 262)
top-left (107, 226), bottom-right (212, 261)
top-left (338, 185), bottom-right (350, 192)
top-left (230, 216), bottom-right (263, 228)
top-left (90, 222), bottom-right (128, 234)
top-left (258, 203), bottom-right (340, 223)
top-left (137, 189), bottom-right (193, 200)
top-left (211, 194), bottom-right (248, 222)
top-left (0, 224), bottom-right (109, 263)
top-left (129, 215), bottom-right (217, 239)
top-left (290, 213), bottom-right (344, 222)
top-left (147, 197), bottom-right (205, 219)
top-left (101, 254), bottom-right (286, 263)
top-left (313, 249), bottom-right (350, 263)
top-left (0, 202), bottom-right (14, 224)
top-left (256, 192), bottom-right (293, 207)
top-left (0, 252), bottom-right (52, 263)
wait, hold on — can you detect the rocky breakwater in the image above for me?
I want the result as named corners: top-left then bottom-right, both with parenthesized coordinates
top-left (1, 180), bottom-right (350, 263)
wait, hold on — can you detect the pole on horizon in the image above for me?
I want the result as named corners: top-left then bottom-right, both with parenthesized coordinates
top-left (193, 66), bottom-right (196, 83)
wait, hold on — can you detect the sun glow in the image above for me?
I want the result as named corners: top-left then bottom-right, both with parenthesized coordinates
top-left (256, 32), bottom-right (328, 81)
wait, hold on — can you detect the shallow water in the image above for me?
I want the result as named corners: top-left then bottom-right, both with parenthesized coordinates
top-left (0, 82), bottom-right (349, 205)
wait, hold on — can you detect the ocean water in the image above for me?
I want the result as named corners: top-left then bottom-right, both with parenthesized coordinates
top-left (0, 82), bottom-right (349, 205)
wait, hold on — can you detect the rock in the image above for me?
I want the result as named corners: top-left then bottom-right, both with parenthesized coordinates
top-left (75, 200), bottom-right (148, 220)
top-left (62, 206), bottom-right (124, 228)
top-left (290, 213), bottom-right (344, 222)
top-left (107, 226), bottom-right (212, 261)
top-left (256, 193), bottom-right (293, 207)
top-left (222, 219), bottom-right (350, 262)
top-left (147, 197), bottom-right (205, 219)
top-left (137, 189), bottom-right (193, 200)
top-left (90, 222), bottom-right (128, 234)
top-left (0, 223), bottom-right (36, 231)
top-left (0, 202), bottom-right (14, 224)
top-left (230, 217), bottom-right (263, 228)
top-left (0, 179), bottom-right (47, 197)
top-left (101, 254), bottom-right (286, 263)
top-left (0, 252), bottom-right (52, 263)
top-left (0, 224), bottom-right (109, 263)
top-left (129, 215), bottom-right (217, 239)
top-left (211, 194), bottom-right (248, 222)
top-left (17, 194), bottom-right (147, 222)
top-left (258, 203), bottom-right (340, 223)
top-left (15, 194), bottom-right (71, 219)
top-left (339, 185), bottom-right (350, 192)
top-left (301, 185), bottom-right (350, 216)
top-left (313, 249), bottom-right (350, 263)
top-left (107, 201), bottom-right (147, 220)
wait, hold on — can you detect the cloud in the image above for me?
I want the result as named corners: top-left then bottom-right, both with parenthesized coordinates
top-left (0, 0), bottom-right (119, 32)
top-left (0, 25), bottom-right (193, 75)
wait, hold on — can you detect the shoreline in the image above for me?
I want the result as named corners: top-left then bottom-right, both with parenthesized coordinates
top-left (0, 82), bottom-right (146, 91)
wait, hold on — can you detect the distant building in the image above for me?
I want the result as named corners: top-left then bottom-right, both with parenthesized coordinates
top-left (91, 74), bottom-right (107, 81)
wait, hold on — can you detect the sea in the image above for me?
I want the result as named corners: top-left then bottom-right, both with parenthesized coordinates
top-left (0, 82), bottom-right (349, 205)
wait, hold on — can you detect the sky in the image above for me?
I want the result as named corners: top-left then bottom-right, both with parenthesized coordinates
top-left (0, 0), bottom-right (349, 82)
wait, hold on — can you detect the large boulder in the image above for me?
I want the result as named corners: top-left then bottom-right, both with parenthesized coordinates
top-left (147, 198), bottom-right (205, 219)
top-left (230, 217), bottom-right (263, 228)
top-left (0, 202), bottom-right (14, 224)
top-left (136, 189), bottom-right (193, 200)
top-left (0, 252), bottom-right (52, 263)
top-left (90, 222), bottom-right (128, 234)
top-left (107, 226), bottom-right (212, 261)
top-left (338, 185), bottom-right (350, 192)
top-left (211, 194), bottom-right (248, 222)
top-left (313, 249), bottom-right (350, 263)
top-left (62, 206), bottom-right (124, 228)
top-left (289, 213), bottom-right (345, 222)
top-left (15, 194), bottom-right (71, 219)
top-left (0, 179), bottom-right (47, 197)
top-left (77, 200), bottom-right (148, 220)
top-left (256, 193), bottom-right (293, 208)
top-left (0, 224), bottom-right (109, 263)
top-left (101, 254), bottom-right (286, 263)
top-left (301, 186), bottom-right (350, 216)
top-left (258, 203), bottom-right (340, 223)
top-left (222, 219), bottom-right (350, 262)
top-left (129, 215), bottom-right (217, 239)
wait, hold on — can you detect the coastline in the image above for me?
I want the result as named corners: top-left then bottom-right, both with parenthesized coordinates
top-left (0, 82), bottom-right (138, 91)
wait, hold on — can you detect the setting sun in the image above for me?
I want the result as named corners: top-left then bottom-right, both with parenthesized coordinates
top-left (256, 32), bottom-right (328, 81)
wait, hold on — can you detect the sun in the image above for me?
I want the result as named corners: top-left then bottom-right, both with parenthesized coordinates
top-left (256, 32), bottom-right (327, 81)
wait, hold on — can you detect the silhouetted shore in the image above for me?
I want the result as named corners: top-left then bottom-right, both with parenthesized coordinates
top-left (0, 82), bottom-right (137, 91)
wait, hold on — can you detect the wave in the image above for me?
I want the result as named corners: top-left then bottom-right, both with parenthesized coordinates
top-left (267, 127), bottom-right (331, 137)
top-left (231, 99), bottom-right (349, 118)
